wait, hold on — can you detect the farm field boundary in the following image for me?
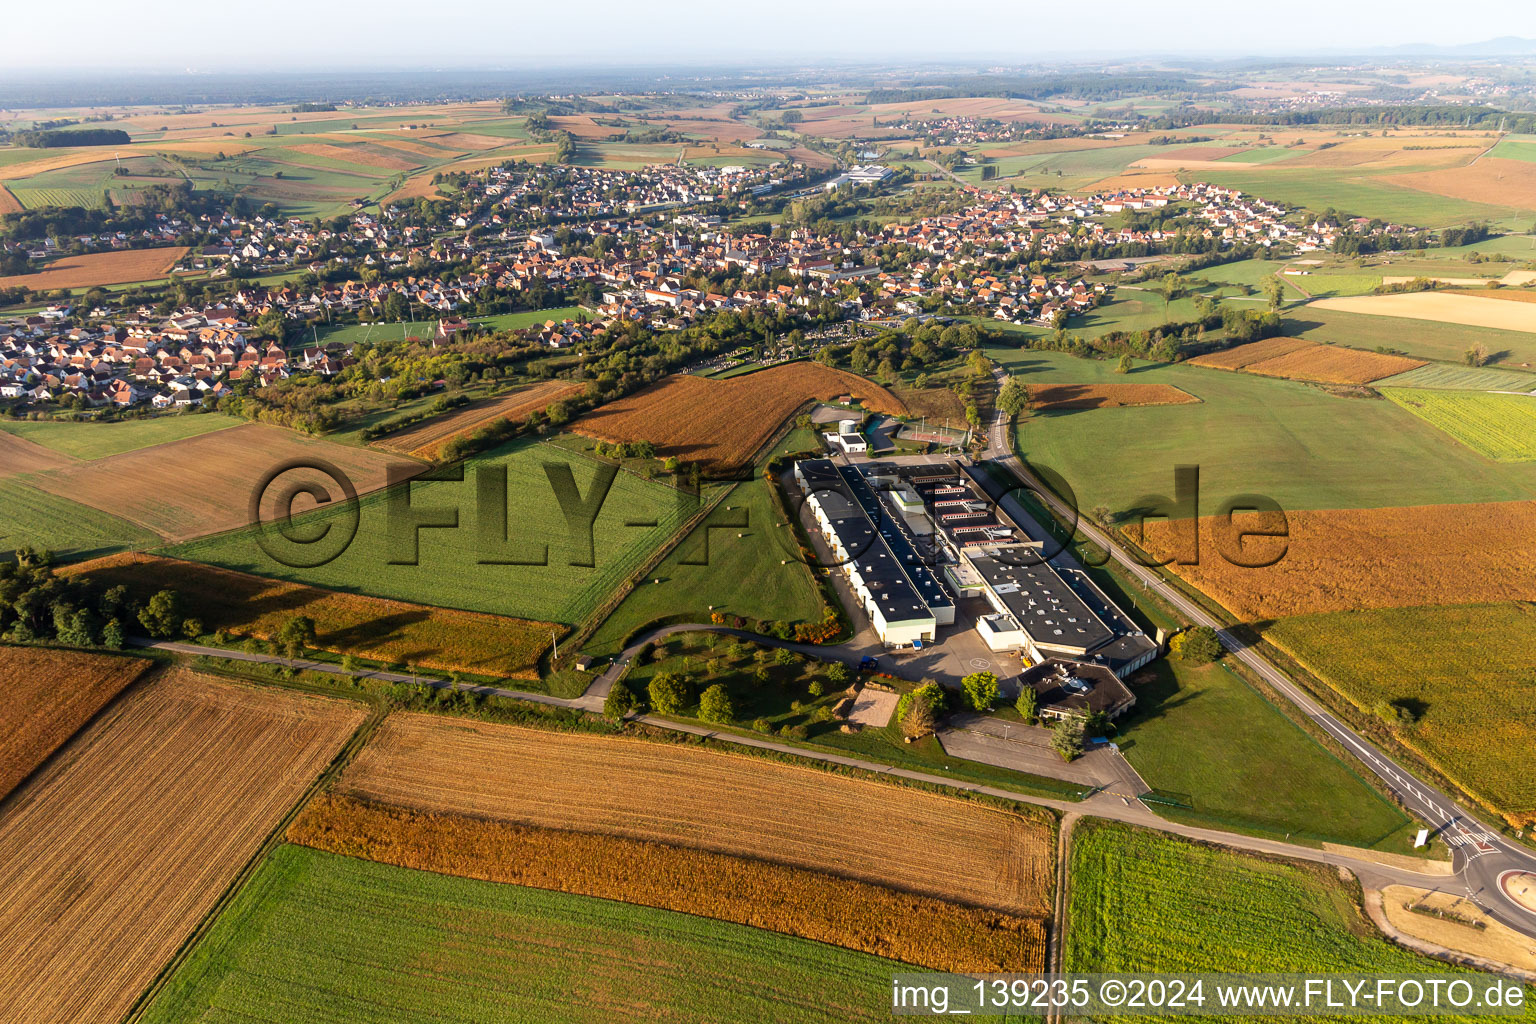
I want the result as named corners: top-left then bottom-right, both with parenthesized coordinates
top-left (337, 712), bottom-right (1055, 916)
top-left (0, 646), bottom-right (149, 801)
top-left (0, 669), bottom-right (364, 1024)
top-left (290, 792), bottom-right (1046, 972)
top-left (62, 553), bottom-right (561, 679)
top-left (1382, 388), bottom-right (1536, 461)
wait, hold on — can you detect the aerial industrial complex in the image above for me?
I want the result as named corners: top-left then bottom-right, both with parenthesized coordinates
top-left (795, 457), bottom-right (1159, 693)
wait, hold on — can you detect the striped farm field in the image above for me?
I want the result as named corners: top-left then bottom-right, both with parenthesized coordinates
top-left (289, 793), bottom-right (1045, 972)
top-left (0, 245), bottom-right (188, 291)
top-left (1139, 501), bottom-right (1536, 620)
top-left (0, 646), bottom-right (149, 801)
top-left (1028, 382), bottom-right (1199, 410)
top-left (1241, 343), bottom-right (1426, 384)
top-left (374, 380), bottom-right (585, 459)
top-left (573, 362), bottom-right (906, 473)
top-left (63, 553), bottom-right (561, 679)
top-left (1068, 821), bottom-right (1468, 989)
top-left (339, 713), bottom-right (1056, 917)
top-left (10, 187), bottom-right (103, 210)
top-left (1186, 335), bottom-right (1314, 370)
top-left (141, 844), bottom-right (906, 1024)
top-left (1383, 388), bottom-right (1536, 461)
top-left (0, 671), bottom-right (364, 1024)
top-left (1374, 363), bottom-right (1536, 392)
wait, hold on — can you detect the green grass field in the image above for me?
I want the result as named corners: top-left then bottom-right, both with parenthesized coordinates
top-left (167, 436), bottom-right (693, 625)
top-left (988, 348), bottom-right (1536, 515)
top-left (0, 413), bottom-right (239, 460)
top-left (1218, 146), bottom-right (1302, 165)
top-left (1182, 168), bottom-right (1529, 230)
top-left (1263, 603), bottom-right (1536, 824)
top-left (0, 477), bottom-right (156, 560)
top-left (1374, 363), bottom-right (1536, 392)
top-left (1489, 140), bottom-right (1536, 163)
top-left (142, 844), bottom-right (903, 1024)
top-left (1287, 306), bottom-right (1536, 367)
top-left (1067, 822), bottom-right (1468, 995)
top-left (1118, 659), bottom-right (1410, 848)
top-left (1382, 388), bottom-right (1536, 461)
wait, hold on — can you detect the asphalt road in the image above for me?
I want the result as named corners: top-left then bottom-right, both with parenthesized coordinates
top-left (984, 366), bottom-right (1536, 938)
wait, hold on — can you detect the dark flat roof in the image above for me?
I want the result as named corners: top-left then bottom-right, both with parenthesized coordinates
top-left (1024, 659), bottom-right (1135, 717)
top-left (966, 552), bottom-right (1114, 653)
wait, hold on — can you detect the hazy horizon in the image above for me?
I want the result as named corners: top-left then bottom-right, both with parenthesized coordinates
top-left (5, 0), bottom-right (1536, 74)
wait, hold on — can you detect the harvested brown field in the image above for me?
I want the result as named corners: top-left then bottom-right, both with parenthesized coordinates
top-left (374, 381), bottom-right (585, 459)
top-left (0, 670), bottom-right (363, 1024)
top-left (1309, 293), bottom-right (1536, 334)
top-left (63, 553), bottom-right (560, 678)
top-left (0, 647), bottom-right (149, 801)
top-left (1137, 501), bottom-right (1536, 619)
top-left (286, 142), bottom-right (419, 170)
top-left (0, 432), bottom-right (69, 479)
top-left (29, 422), bottom-right (414, 542)
top-left (1241, 344), bottom-right (1426, 384)
top-left (0, 149), bottom-right (117, 180)
top-left (573, 362), bottom-right (906, 472)
top-left (1187, 335), bottom-right (1315, 370)
top-left (0, 184), bottom-right (21, 215)
top-left (418, 131), bottom-right (508, 150)
top-left (291, 793), bottom-right (1047, 972)
top-left (1387, 157), bottom-right (1536, 209)
top-left (340, 713), bottom-right (1054, 916)
top-left (1453, 288), bottom-right (1536, 305)
top-left (1029, 382), bottom-right (1199, 410)
top-left (0, 246), bottom-right (189, 291)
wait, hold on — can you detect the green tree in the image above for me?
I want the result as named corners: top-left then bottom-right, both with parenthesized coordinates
top-left (276, 614), bottom-right (317, 659)
top-left (1016, 685), bottom-right (1039, 722)
top-left (604, 679), bottom-right (638, 720)
top-left (138, 589), bottom-right (182, 638)
top-left (1116, 353), bottom-right (1134, 374)
top-left (1052, 716), bottom-right (1085, 761)
top-left (807, 679), bottom-right (825, 697)
top-left (101, 618), bottom-right (125, 650)
top-left (1156, 272), bottom-right (1187, 322)
top-left (826, 661), bottom-right (850, 687)
top-left (647, 672), bottom-right (690, 716)
top-left (698, 683), bottom-right (734, 724)
top-left (996, 375), bottom-right (1028, 417)
top-left (961, 670), bottom-right (999, 712)
top-left (897, 680), bottom-right (947, 738)
top-left (1170, 625), bottom-right (1223, 665)
top-left (1262, 277), bottom-right (1286, 311)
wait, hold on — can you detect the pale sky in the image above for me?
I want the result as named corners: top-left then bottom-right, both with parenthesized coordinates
top-left (4, 0), bottom-right (1535, 71)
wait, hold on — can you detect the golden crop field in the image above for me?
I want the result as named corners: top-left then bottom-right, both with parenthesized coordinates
top-left (1310, 293), bottom-right (1536, 334)
top-left (1029, 382), bottom-right (1199, 410)
top-left (1187, 335), bottom-right (1315, 370)
top-left (1263, 602), bottom-right (1536, 827)
top-left (573, 363), bottom-right (907, 473)
top-left (339, 713), bottom-right (1054, 916)
top-left (1240, 343), bottom-right (1426, 384)
top-left (64, 553), bottom-right (561, 678)
top-left (0, 646), bottom-right (149, 800)
top-left (1138, 501), bottom-right (1536, 620)
top-left (29, 421), bottom-right (414, 542)
top-left (0, 184), bottom-right (21, 215)
top-left (0, 246), bottom-right (189, 291)
top-left (291, 793), bottom-right (1047, 972)
top-left (374, 380), bottom-right (585, 459)
top-left (0, 671), bottom-right (364, 1024)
